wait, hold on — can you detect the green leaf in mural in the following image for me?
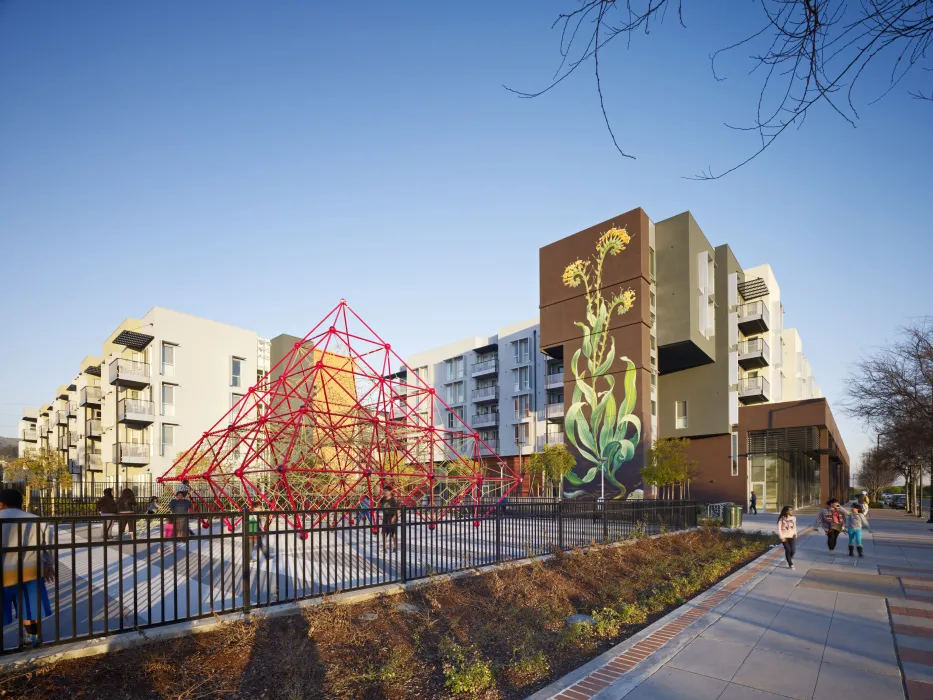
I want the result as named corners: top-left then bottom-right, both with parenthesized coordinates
top-left (565, 402), bottom-right (599, 463)
top-left (593, 337), bottom-right (616, 378)
top-left (618, 357), bottom-right (637, 417)
top-left (576, 322), bottom-right (594, 360)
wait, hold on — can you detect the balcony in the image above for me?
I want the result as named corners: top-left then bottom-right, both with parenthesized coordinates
top-left (80, 386), bottom-right (102, 407)
top-left (472, 413), bottom-right (499, 429)
top-left (471, 358), bottom-right (499, 378)
top-left (738, 338), bottom-right (771, 369)
top-left (85, 419), bottom-right (102, 438)
top-left (737, 301), bottom-right (770, 335)
top-left (113, 442), bottom-right (150, 466)
top-left (65, 431), bottom-right (77, 447)
top-left (67, 401), bottom-right (77, 417)
top-left (546, 371), bottom-right (564, 389)
top-left (546, 402), bottom-right (565, 420)
top-left (119, 398), bottom-right (155, 424)
top-left (472, 385), bottom-right (499, 403)
top-left (21, 428), bottom-right (37, 442)
top-left (739, 376), bottom-right (771, 405)
top-left (54, 410), bottom-right (68, 425)
top-left (109, 358), bottom-right (150, 388)
top-left (536, 432), bottom-right (566, 450)
top-left (479, 439), bottom-right (499, 454)
top-left (78, 451), bottom-right (102, 470)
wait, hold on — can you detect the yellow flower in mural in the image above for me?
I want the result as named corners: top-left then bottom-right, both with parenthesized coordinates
top-left (596, 227), bottom-right (631, 257)
top-left (562, 259), bottom-right (589, 288)
top-left (612, 288), bottom-right (637, 315)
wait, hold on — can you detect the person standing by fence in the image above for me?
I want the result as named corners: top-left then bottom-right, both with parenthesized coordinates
top-left (117, 488), bottom-right (137, 540)
top-left (96, 488), bottom-right (118, 540)
top-left (379, 485), bottom-right (399, 554)
top-left (167, 490), bottom-right (193, 539)
top-left (777, 506), bottom-right (798, 569)
top-left (0, 489), bottom-right (54, 647)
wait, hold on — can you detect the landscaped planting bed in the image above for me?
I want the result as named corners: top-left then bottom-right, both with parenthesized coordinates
top-left (0, 528), bottom-right (775, 699)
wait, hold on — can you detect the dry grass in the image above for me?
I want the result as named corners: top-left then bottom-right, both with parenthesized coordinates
top-left (0, 528), bottom-right (774, 699)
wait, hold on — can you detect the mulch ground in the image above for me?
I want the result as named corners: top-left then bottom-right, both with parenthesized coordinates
top-left (0, 528), bottom-right (775, 700)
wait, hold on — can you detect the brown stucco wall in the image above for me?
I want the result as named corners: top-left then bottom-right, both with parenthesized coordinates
top-left (683, 434), bottom-right (748, 505)
top-left (539, 208), bottom-right (652, 496)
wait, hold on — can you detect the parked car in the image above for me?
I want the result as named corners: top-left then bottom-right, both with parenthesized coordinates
top-left (890, 494), bottom-right (907, 509)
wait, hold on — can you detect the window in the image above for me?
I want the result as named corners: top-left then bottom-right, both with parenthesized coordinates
top-left (446, 357), bottom-right (464, 380)
top-left (651, 399), bottom-right (657, 417)
top-left (161, 424), bottom-right (175, 457)
top-left (161, 343), bottom-right (176, 377)
top-left (512, 366), bottom-right (530, 392)
top-left (231, 357), bottom-right (243, 388)
top-left (707, 300), bottom-right (716, 336)
top-left (231, 393), bottom-right (244, 409)
top-left (447, 407), bottom-right (463, 429)
top-left (650, 291), bottom-right (656, 309)
top-left (161, 384), bottom-right (176, 417)
top-left (731, 432), bottom-right (739, 476)
top-left (512, 338), bottom-right (530, 364)
top-left (447, 381), bottom-right (464, 404)
top-left (513, 422), bottom-right (529, 446)
top-left (649, 247), bottom-right (656, 281)
top-left (513, 394), bottom-right (530, 419)
top-left (675, 400), bottom-right (688, 429)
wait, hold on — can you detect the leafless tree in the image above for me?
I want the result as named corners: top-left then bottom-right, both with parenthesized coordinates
top-left (854, 448), bottom-right (898, 502)
top-left (845, 318), bottom-right (933, 513)
top-left (511, 1), bottom-right (933, 178)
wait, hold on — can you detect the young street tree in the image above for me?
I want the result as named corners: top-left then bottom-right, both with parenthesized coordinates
top-left (525, 443), bottom-right (577, 497)
top-left (515, 1), bottom-right (933, 178)
top-left (7, 448), bottom-right (73, 491)
top-left (641, 437), bottom-right (697, 500)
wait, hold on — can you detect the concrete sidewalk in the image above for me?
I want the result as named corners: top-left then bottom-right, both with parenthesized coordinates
top-left (533, 508), bottom-right (933, 700)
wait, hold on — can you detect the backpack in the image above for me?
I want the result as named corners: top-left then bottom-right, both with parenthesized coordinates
top-left (829, 509), bottom-right (844, 531)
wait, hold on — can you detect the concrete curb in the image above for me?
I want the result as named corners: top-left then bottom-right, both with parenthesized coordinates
top-left (0, 526), bottom-right (698, 672)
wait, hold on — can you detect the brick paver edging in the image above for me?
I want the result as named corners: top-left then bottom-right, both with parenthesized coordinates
top-left (529, 529), bottom-right (813, 700)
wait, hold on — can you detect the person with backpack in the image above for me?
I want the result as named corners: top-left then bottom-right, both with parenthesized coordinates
top-left (816, 498), bottom-right (847, 553)
top-left (777, 506), bottom-right (798, 569)
top-left (846, 504), bottom-right (870, 558)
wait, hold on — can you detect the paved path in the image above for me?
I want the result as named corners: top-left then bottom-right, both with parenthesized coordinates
top-left (535, 507), bottom-right (933, 700)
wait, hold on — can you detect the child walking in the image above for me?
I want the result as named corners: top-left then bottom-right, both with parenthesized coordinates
top-left (777, 506), bottom-right (798, 569)
top-left (847, 504), bottom-right (870, 558)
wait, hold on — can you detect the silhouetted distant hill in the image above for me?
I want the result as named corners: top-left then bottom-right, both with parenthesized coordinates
top-left (0, 436), bottom-right (17, 459)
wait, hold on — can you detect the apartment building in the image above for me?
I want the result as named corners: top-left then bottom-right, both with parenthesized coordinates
top-left (19, 307), bottom-right (271, 484)
top-left (396, 319), bottom-right (560, 477)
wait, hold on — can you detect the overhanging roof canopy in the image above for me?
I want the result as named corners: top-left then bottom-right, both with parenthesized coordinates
top-left (738, 277), bottom-right (769, 301)
top-left (114, 330), bottom-right (154, 350)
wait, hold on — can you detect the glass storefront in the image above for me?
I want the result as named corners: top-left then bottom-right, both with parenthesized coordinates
top-left (749, 451), bottom-right (820, 512)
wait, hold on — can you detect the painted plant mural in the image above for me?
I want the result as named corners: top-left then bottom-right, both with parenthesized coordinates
top-left (561, 227), bottom-right (640, 498)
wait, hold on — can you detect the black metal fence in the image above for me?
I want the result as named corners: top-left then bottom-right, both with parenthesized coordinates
top-left (0, 499), bottom-right (696, 655)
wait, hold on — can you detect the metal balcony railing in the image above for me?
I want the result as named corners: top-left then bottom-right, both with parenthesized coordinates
top-left (119, 398), bottom-right (155, 423)
top-left (471, 358), bottom-right (499, 376)
top-left (109, 358), bottom-right (151, 385)
top-left (113, 442), bottom-right (150, 464)
top-left (472, 386), bottom-right (499, 402)
top-left (80, 386), bottom-right (102, 406)
top-left (479, 439), bottom-right (499, 453)
top-left (55, 410), bottom-right (68, 425)
top-left (546, 371), bottom-right (564, 389)
top-left (738, 376), bottom-right (771, 402)
top-left (21, 428), bottom-right (37, 442)
top-left (546, 403), bottom-right (564, 419)
top-left (737, 301), bottom-right (771, 332)
top-left (471, 413), bottom-right (499, 428)
top-left (738, 337), bottom-right (771, 368)
top-left (86, 419), bottom-right (102, 437)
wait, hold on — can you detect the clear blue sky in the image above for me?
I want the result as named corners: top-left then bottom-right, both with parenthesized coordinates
top-left (2, 1), bottom-right (930, 465)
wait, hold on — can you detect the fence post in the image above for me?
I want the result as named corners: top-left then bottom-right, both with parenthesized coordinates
top-left (400, 506), bottom-right (407, 583)
top-left (602, 498), bottom-right (608, 542)
top-left (241, 506), bottom-right (251, 613)
top-left (495, 501), bottom-right (502, 563)
top-left (557, 499), bottom-right (564, 550)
